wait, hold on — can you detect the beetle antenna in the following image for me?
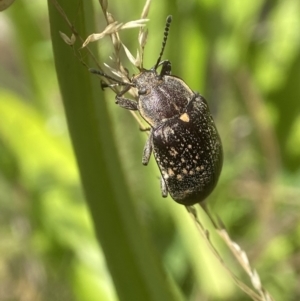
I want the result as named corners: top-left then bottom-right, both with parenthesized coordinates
top-left (89, 68), bottom-right (134, 87)
top-left (153, 15), bottom-right (172, 71)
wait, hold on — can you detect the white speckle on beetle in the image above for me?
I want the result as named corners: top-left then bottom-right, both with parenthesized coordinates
top-left (168, 168), bottom-right (175, 176)
top-left (162, 171), bottom-right (169, 179)
top-left (169, 147), bottom-right (178, 156)
top-left (176, 174), bottom-right (183, 180)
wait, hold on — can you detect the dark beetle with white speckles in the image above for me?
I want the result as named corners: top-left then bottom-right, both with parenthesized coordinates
top-left (90, 15), bottom-right (223, 205)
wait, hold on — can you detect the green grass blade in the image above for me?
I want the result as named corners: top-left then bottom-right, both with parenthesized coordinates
top-left (47, 1), bottom-right (183, 300)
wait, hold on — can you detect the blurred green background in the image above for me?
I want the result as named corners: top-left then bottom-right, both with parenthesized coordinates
top-left (1, 0), bottom-right (300, 300)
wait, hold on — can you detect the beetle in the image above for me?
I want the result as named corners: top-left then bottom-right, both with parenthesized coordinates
top-left (90, 15), bottom-right (223, 205)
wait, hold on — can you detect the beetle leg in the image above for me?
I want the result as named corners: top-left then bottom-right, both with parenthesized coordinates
top-left (115, 96), bottom-right (138, 111)
top-left (160, 177), bottom-right (168, 198)
top-left (142, 131), bottom-right (153, 165)
top-left (114, 84), bottom-right (138, 110)
top-left (139, 126), bottom-right (151, 132)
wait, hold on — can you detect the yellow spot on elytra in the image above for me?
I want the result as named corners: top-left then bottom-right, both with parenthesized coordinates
top-left (179, 113), bottom-right (190, 122)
